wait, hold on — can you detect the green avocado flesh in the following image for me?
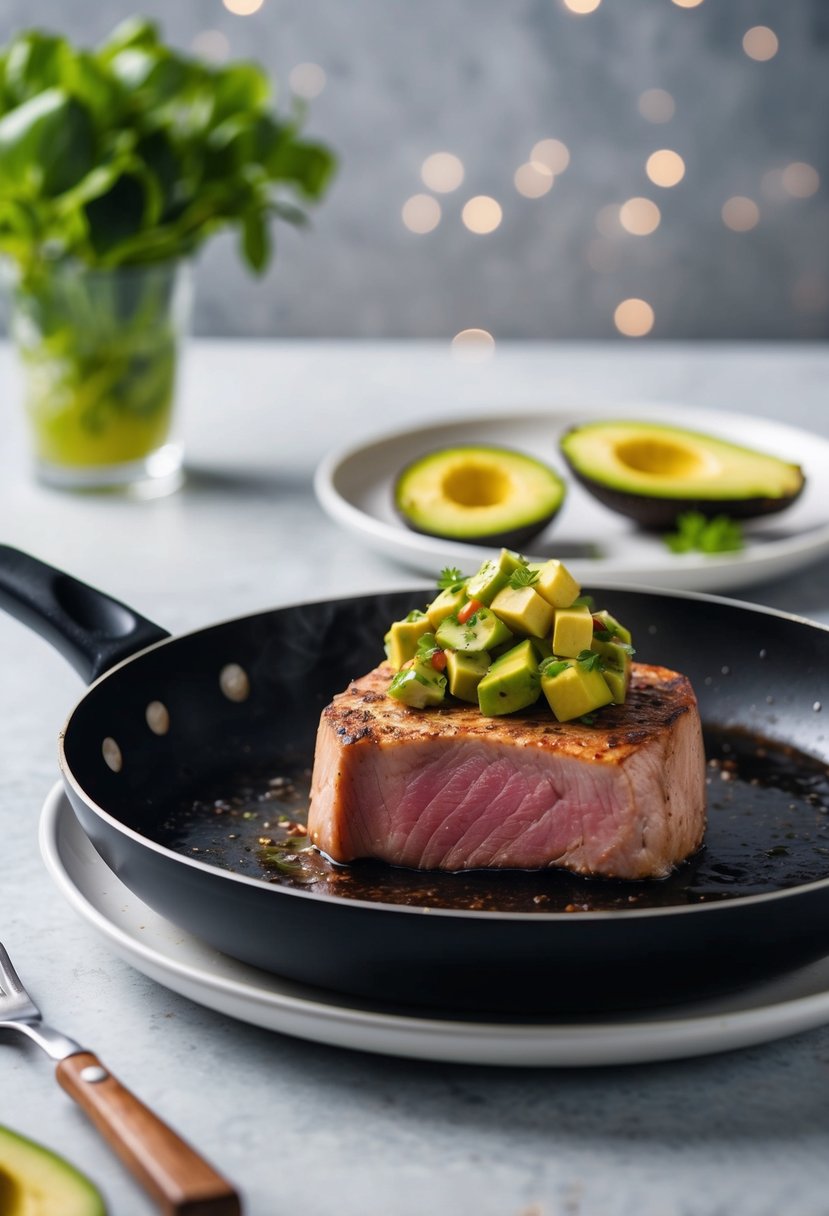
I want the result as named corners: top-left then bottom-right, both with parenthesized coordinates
top-left (560, 420), bottom-right (805, 528)
top-left (382, 548), bottom-right (631, 722)
top-left (0, 1126), bottom-right (106, 1215)
top-left (394, 445), bottom-right (566, 545)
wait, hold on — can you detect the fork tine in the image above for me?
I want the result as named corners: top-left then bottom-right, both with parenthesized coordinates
top-left (0, 941), bottom-right (42, 1025)
top-left (0, 941), bottom-right (28, 998)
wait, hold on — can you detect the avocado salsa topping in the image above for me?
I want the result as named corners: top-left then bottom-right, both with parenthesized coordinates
top-left (383, 548), bottom-right (634, 722)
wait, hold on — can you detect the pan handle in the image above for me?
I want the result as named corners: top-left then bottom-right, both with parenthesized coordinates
top-left (0, 545), bottom-right (170, 684)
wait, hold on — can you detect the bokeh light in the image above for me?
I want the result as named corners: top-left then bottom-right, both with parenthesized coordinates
top-left (781, 162), bottom-right (820, 199)
top-left (462, 196), bottom-right (503, 234)
top-left (619, 197), bottom-right (661, 236)
top-left (672, 0), bottom-right (704, 7)
top-left (191, 30), bottom-right (231, 62)
top-left (562, 0), bottom-right (601, 13)
top-left (614, 299), bottom-right (655, 337)
top-left (595, 204), bottom-right (622, 237)
top-left (646, 149), bottom-right (685, 188)
top-left (586, 239), bottom-right (621, 273)
top-left (531, 139), bottom-right (570, 175)
top-left (451, 328), bottom-right (496, 361)
top-left (792, 274), bottom-right (829, 315)
top-left (222, 0), bottom-right (265, 14)
top-left (721, 196), bottom-right (760, 232)
top-left (421, 153), bottom-right (465, 193)
top-left (514, 162), bottom-right (553, 198)
top-left (288, 63), bottom-right (326, 99)
top-left (402, 194), bottom-right (441, 234)
top-left (743, 26), bottom-right (779, 61)
top-left (638, 89), bottom-right (675, 123)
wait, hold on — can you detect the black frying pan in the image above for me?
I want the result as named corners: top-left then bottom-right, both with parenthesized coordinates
top-left (2, 543), bottom-right (829, 1017)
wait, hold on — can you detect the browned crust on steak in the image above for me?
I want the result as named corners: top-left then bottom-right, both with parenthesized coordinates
top-left (319, 662), bottom-right (697, 764)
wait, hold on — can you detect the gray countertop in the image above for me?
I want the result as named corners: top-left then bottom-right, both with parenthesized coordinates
top-left (1, 339), bottom-right (829, 1215)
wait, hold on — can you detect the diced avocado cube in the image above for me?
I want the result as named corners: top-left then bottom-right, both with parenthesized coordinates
top-left (592, 609), bottom-right (632, 645)
top-left (388, 659), bottom-right (447, 708)
top-left (540, 659), bottom-right (613, 722)
top-left (530, 558), bottom-right (581, 608)
top-left (601, 662), bottom-right (630, 704)
top-left (466, 549), bottom-right (526, 605)
top-left (425, 582), bottom-right (469, 629)
top-left (477, 639), bottom-right (541, 716)
top-left (528, 634), bottom-right (554, 662)
top-left (490, 585), bottom-right (555, 638)
top-left (590, 633), bottom-right (632, 704)
top-left (384, 611), bottom-right (433, 670)
top-left (446, 650), bottom-right (490, 703)
top-left (435, 606), bottom-right (513, 652)
top-left (552, 604), bottom-right (594, 658)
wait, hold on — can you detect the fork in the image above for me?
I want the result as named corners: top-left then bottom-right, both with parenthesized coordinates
top-left (0, 941), bottom-right (241, 1215)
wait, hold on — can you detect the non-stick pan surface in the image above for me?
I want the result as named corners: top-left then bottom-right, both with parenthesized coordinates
top-left (2, 546), bottom-right (829, 1016)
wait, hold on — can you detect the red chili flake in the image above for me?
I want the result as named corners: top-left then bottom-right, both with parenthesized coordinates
top-left (458, 598), bottom-right (483, 625)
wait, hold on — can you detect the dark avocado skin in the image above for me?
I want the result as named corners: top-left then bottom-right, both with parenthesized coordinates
top-left (564, 464), bottom-right (806, 530)
top-left (398, 513), bottom-right (562, 548)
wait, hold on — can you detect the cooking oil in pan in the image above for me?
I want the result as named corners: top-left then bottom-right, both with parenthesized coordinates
top-left (154, 726), bottom-right (829, 914)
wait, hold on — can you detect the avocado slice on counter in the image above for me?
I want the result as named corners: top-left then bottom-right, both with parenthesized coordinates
top-left (394, 445), bottom-right (566, 546)
top-left (559, 420), bottom-right (805, 529)
top-left (0, 1125), bottom-right (106, 1215)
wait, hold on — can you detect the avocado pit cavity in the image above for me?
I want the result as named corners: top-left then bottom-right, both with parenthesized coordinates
top-left (614, 437), bottom-right (713, 481)
top-left (442, 462), bottom-right (510, 508)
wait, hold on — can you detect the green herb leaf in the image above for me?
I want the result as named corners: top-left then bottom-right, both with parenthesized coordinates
top-left (579, 713), bottom-right (598, 726)
top-left (576, 650), bottom-right (603, 671)
top-left (437, 566), bottom-right (464, 590)
top-left (415, 632), bottom-right (439, 660)
top-left (540, 659), bottom-right (570, 679)
top-left (572, 595), bottom-right (595, 610)
top-left (664, 511), bottom-right (744, 555)
top-left (508, 567), bottom-right (539, 589)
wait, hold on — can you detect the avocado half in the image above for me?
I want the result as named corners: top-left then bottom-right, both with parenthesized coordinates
top-left (394, 445), bottom-right (566, 547)
top-left (0, 1125), bottom-right (106, 1215)
top-left (559, 420), bottom-right (805, 529)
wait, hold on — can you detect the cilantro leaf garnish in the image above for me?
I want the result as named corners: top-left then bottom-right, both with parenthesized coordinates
top-left (579, 713), bottom-right (598, 726)
top-left (576, 649), bottom-right (604, 671)
top-left (572, 595), bottom-right (595, 610)
top-left (415, 632), bottom-right (440, 660)
top-left (664, 511), bottom-right (744, 555)
top-left (540, 659), bottom-right (570, 679)
top-left (437, 567), bottom-right (465, 590)
top-left (508, 567), bottom-right (540, 589)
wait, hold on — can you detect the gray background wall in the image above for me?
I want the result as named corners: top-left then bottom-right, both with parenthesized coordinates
top-left (2, 0), bottom-right (828, 340)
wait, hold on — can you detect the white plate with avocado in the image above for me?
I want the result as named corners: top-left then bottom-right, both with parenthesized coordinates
top-left (314, 405), bottom-right (829, 593)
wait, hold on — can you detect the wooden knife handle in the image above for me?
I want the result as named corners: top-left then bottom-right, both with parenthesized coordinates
top-left (56, 1051), bottom-right (241, 1215)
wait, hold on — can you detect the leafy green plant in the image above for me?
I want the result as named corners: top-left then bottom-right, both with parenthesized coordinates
top-left (0, 16), bottom-right (336, 282)
top-left (0, 18), bottom-right (336, 478)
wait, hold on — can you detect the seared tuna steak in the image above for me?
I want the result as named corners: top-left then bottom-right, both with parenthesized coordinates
top-left (308, 662), bottom-right (706, 880)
